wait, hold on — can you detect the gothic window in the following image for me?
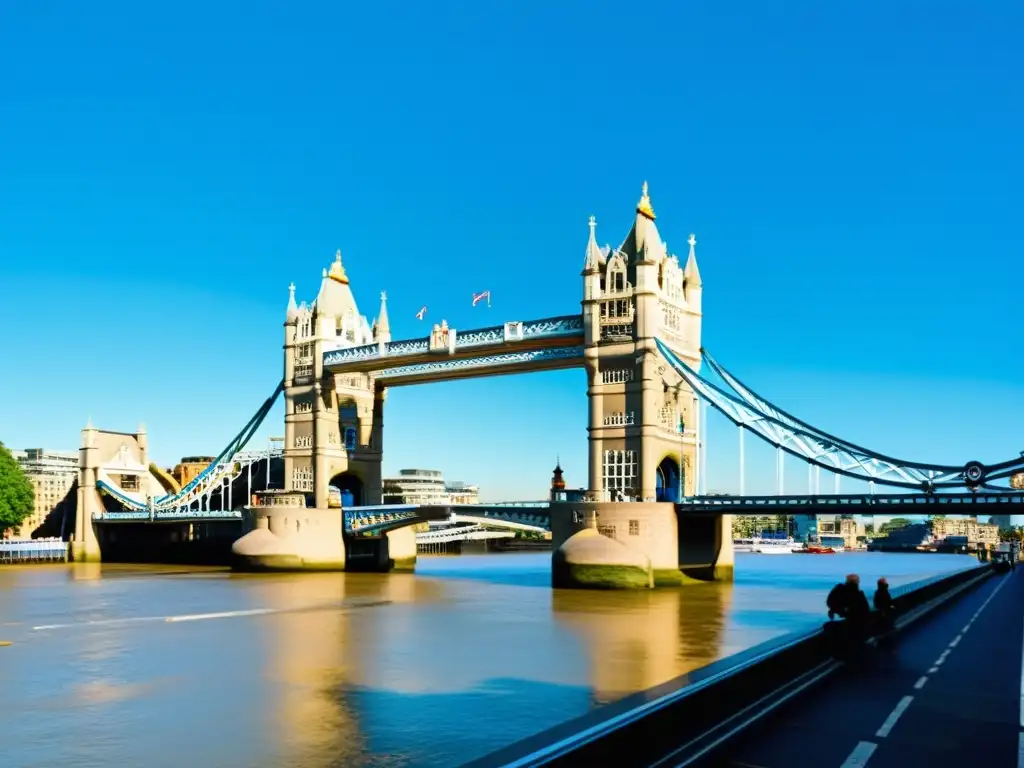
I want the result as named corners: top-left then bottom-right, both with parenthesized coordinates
top-left (601, 369), bottom-right (634, 384)
top-left (344, 428), bottom-right (357, 451)
top-left (294, 435), bottom-right (313, 449)
top-left (339, 400), bottom-right (358, 420)
top-left (603, 449), bottom-right (638, 497)
top-left (629, 519), bottom-right (640, 536)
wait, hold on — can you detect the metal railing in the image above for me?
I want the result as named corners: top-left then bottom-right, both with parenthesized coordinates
top-left (0, 538), bottom-right (69, 564)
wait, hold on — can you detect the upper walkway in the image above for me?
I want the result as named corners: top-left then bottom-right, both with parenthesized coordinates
top-left (680, 491), bottom-right (1024, 515)
top-left (720, 567), bottom-right (1024, 767)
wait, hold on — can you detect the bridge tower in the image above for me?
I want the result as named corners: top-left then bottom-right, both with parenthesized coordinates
top-left (282, 251), bottom-right (387, 508)
top-left (581, 183), bottom-right (702, 502)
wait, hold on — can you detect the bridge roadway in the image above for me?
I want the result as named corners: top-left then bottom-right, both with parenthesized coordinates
top-left (717, 568), bottom-right (1023, 768)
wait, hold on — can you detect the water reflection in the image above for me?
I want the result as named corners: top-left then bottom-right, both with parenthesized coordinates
top-left (552, 584), bottom-right (732, 702)
top-left (0, 552), bottom-right (979, 768)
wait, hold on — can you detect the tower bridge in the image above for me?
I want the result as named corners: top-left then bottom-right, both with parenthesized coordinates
top-left (70, 182), bottom-right (1024, 588)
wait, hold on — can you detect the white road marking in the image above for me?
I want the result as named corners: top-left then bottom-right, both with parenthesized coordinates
top-left (875, 695), bottom-right (914, 738)
top-left (962, 622), bottom-right (972, 633)
top-left (949, 634), bottom-right (961, 647)
top-left (1017, 731), bottom-right (1024, 768)
top-left (913, 676), bottom-right (928, 690)
top-left (840, 740), bottom-right (877, 767)
top-left (935, 650), bottom-right (950, 666)
top-left (928, 667), bottom-right (939, 674)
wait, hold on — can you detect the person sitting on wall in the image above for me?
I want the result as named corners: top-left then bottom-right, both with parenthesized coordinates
top-left (873, 577), bottom-right (896, 647)
top-left (825, 574), bottom-right (871, 659)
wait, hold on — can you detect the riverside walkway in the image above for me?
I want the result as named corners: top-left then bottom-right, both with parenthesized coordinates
top-left (720, 568), bottom-right (1023, 768)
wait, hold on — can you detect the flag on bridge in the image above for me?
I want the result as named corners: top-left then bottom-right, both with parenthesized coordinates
top-left (415, 306), bottom-right (427, 320)
top-left (472, 291), bottom-right (491, 307)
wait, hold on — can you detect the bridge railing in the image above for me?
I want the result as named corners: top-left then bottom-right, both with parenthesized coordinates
top-left (464, 562), bottom-right (993, 768)
top-left (680, 491), bottom-right (1024, 512)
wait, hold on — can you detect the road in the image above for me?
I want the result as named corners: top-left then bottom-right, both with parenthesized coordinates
top-left (716, 567), bottom-right (1024, 768)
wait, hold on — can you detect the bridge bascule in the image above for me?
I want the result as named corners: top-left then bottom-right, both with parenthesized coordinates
top-left (73, 182), bottom-right (1024, 588)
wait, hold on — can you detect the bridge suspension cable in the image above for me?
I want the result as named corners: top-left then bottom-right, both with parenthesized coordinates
top-left (656, 340), bottom-right (1023, 491)
top-left (97, 381), bottom-right (285, 513)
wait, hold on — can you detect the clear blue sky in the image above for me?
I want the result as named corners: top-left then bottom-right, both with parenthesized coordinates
top-left (1, 1), bottom-right (1022, 501)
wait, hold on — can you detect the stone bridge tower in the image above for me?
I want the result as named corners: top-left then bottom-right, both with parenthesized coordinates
top-left (283, 251), bottom-right (388, 508)
top-left (581, 183), bottom-right (703, 502)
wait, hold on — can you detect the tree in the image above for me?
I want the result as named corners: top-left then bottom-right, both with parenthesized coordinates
top-left (879, 517), bottom-right (914, 536)
top-left (0, 442), bottom-right (34, 535)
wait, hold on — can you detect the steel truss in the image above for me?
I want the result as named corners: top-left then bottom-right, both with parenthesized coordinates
top-left (655, 340), bottom-right (1024, 491)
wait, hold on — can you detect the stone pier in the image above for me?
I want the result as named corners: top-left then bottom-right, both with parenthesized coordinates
top-left (231, 491), bottom-right (346, 571)
top-left (550, 501), bottom-right (733, 589)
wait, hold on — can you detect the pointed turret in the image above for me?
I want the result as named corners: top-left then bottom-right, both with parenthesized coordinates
top-left (582, 216), bottom-right (605, 274)
top-left (285, 282), bottom-right (298, 322)
top-left (683, 234), bottom-right (701, 286)
top-left (374, 291), bottom-right (391, 344)
top-left (314, 250), bottom-right (360, 324)
top-left (618, 181), bottom-right (666, 264)
top-left (684, 233), bottom-right (702, 314)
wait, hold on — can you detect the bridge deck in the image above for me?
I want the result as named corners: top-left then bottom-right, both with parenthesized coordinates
top-left (720, 569), bottom-right (1023, 768)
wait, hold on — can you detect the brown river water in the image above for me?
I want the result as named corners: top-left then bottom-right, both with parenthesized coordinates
top-left (0, 551), bottom-right (977, 767)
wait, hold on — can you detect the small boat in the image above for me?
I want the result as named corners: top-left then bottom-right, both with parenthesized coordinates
top-left (733, 538), bottom-right (755, 553)
top-left (804, 545), bottom-right (836, 555)
top-left (750, 535), bottom-right (800, 554)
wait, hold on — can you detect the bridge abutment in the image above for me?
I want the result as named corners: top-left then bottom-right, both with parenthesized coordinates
top-left (550, 501), bottom-right (729, 589)
top-left (231, 491), bottom-right (346, 571)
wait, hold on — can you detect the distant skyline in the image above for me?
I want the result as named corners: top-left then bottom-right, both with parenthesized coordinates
top-left (2, 2), bottom-right (1022, 500)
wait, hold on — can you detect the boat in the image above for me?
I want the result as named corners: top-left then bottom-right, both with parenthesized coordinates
top-left (750, 534), bottom-right (801, 554)
top-left (733, 538), bottom-right (755, 553)
top-left (803, 545), bottom-right (836, 554)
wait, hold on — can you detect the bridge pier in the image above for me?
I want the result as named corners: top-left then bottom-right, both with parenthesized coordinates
top-left (550, 502), bottom-right (732, 589)
top-left (231, 491), bottom-right (346, 571)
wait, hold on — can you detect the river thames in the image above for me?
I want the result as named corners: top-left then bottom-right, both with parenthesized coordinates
top-left (0, 551), bottom-right (976, 767)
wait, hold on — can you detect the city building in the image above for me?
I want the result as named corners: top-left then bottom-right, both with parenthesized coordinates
top-left (381, 469), bottom-right (481, 505)
top-left (445, 481), bottom-right (480, 505)
top-left (9, 448), bottom-right (79, 539)
top-left (816, 515), bottom-right (866, 549)
top-left (171, 456), bottom-right (216, 488)
top-left (549, 461), bottom-right (588, 502)
top-left (930, 517), bottom-right (999, 550)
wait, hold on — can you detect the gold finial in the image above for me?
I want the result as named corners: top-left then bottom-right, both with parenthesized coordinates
top-left (636, 181), bottom-right (656, 220)
top-left (328, 249), bottom-right (349, 284)
top-left (588, 215), bottom-right (597, 230)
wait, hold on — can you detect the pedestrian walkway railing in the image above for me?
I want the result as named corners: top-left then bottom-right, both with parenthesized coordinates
top-left (0, 538), bottom-right (69, 564)
top-left (464, 563), bottom-right (994, 768)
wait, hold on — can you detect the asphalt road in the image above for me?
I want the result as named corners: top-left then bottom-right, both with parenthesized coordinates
top-left (716, 567), bottom-right (1024, 768)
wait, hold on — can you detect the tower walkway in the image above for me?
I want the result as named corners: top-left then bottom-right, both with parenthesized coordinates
top-left (718, 570), bottom-right (1024, 768)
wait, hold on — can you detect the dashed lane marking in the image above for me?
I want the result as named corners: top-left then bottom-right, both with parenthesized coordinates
top-left (913, 676), bottom-right (928, 690)
top-left (928, 667), bottom-right (939, 674)
top-left (949, 634), bottom-right (961, 648)
top-left (875, 695), bottom-right (914, 739)
top-left (839, 740), bottom-right (877, 767)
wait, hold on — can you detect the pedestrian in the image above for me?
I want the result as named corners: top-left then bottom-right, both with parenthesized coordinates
top-left (874, 577), bottom-right (895, 646)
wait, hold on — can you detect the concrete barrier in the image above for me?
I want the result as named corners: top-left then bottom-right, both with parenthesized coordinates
top-left (464, 564), bottom-right (993, 768)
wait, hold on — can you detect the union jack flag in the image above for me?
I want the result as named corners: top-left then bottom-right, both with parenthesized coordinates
top-left (415, 306), bottom-right (427, 320)
top-left (472, 291), bottom-right (491, 307)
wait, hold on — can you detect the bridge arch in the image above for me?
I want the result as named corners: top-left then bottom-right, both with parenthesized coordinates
top-left (656, 455), bottom-right (682, 503)
top-left (330, 472), bottom-right (364, 508)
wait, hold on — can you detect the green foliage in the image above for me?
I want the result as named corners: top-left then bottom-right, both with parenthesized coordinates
top-left (732, 515), bottom-right (791, 538)
top-left (0, 442), bottom-right (34, 534)
top-left (878, 517), bottom-right (913, 536)
top-left (1000, 527), bottom-right (1024, 542)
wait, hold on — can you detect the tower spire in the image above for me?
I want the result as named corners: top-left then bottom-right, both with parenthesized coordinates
top-left (374, 290), bottom-right (391, 343)
top-left (684, 233), bottom-right (701, 285)
top-left (583, 215), bottom-right (605, 273)
top-left (328, 250), bottom-right (349, 284)
top-left (636, 181), bottom-right (656, 221)
top-left (286, 282), bottom-right (298, 320)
